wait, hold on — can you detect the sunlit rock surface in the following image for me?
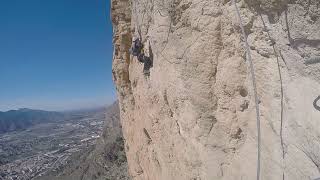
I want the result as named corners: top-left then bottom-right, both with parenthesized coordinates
top-left (112, 0), bottom-right (320, 179)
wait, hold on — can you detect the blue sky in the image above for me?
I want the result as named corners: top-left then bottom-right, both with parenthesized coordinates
top-left (0, 0), bottom-right (115, 111)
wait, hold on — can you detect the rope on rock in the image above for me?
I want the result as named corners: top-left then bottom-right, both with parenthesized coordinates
top-left (232, 1), bottom-right (261, 180)
top-left (258, 13), bottom-right (286, 180)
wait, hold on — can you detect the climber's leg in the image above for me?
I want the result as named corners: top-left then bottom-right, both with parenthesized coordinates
top-left (143, 56), bottom-right (152, 76)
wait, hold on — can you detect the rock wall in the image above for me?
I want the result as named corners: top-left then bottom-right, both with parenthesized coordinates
top-left (112, 0), bottom-right (320, 179)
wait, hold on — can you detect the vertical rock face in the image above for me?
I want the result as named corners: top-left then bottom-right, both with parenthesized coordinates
top-left (112, 0), bottom-right (320, 179)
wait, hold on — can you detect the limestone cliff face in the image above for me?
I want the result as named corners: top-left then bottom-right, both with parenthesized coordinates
top-left (112, 0), bottom-right (320, 179)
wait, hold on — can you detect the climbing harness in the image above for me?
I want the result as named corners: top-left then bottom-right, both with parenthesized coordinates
top-left (232, 1), bottom-right (261, 180)
top-left (313, 96), bottom-right (320, 111)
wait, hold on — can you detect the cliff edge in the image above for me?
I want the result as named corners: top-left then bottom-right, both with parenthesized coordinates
top-left (112, 0), bottom-right (320, 179)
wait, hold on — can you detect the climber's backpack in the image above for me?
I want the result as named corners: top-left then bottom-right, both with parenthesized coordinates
top-left (131, 39), bottom-right (143, 56)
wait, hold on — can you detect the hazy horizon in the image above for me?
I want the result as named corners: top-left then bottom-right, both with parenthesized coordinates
top-left (0, 96), bottom-right (116, 112)
top-left (0, 0), bottom-right (115, 111)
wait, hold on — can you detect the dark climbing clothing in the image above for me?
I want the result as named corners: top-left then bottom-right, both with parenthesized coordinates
top-left (313, 96), bottom-right (320, 111)
top-left (131, 39), bottom-right (143, 56)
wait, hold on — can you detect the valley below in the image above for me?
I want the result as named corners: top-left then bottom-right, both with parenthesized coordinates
top-left (0, 108), bottom-right (109, 180)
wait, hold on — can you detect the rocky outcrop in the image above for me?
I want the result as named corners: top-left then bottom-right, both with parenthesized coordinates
top-left (112, 0), bottom-right (320, 179)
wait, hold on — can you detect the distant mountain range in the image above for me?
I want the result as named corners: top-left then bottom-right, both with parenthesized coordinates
top-left (0, 108), bottom-right (65, 134)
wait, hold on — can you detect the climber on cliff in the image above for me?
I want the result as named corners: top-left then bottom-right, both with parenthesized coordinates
top-left (134, 46), bottom-right (152, 75)
top-left (129, 37), bottom-right (153, 76)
